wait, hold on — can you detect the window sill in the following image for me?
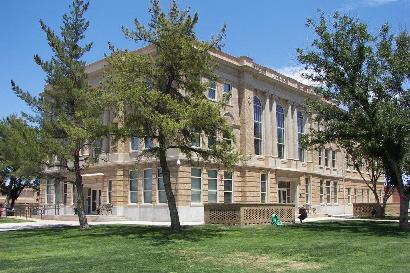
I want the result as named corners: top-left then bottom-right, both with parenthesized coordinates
top-left (191, 203), bottom-right (204, 207)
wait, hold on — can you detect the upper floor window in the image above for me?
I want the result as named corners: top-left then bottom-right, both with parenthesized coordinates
top-left (318, 148), bottom-right (323, 165)
top-left (324, 149), bottom-right (330, 167)
top-left (297, 111), bottom-right (304, 162)
top-left (131, 137), bottom-right (139, 151)
top-left (191, 133), bottom-right (200, 148)
top-left (208, 170), bottom-right (218, 203)
top-left (208, 133), bottom-right (216, 149)
top-left (223, 83), bottom-right (232, 104)
top-left (144, 138), bottom-right (153, 149)
top-left (223, 172), bottom-right (233, 203)
top-left (208, 81), bottom-right (217, 101)
top-left (254, 96), bottom-right (262, 155)
top-left (276, 104), bottom-right (285, 159)
top-left (332, 151), bottom-right (336, 168)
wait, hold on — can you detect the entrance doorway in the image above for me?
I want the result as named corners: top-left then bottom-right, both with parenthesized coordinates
top-left (278, 182), bottom-right (291, 204)
top-left (86, 188), bottom-right (101, 214)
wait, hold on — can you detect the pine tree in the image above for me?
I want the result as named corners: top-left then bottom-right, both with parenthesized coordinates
top-left (11, 0), bottom-right (107, 229)
top-left (104, 0), bottom-right (242, 232)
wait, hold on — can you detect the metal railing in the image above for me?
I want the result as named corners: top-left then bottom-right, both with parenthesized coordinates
top-left (11, 204), bottom-right (60, 220)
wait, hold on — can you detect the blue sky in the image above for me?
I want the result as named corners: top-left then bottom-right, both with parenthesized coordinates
top-left (0, 0), bottom-right (409, 119)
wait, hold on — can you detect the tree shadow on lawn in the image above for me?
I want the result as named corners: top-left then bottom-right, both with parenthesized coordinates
top-left (294, 220), bottom-right (409, 237)
top-left (2, 224), bottom-right (231, 246)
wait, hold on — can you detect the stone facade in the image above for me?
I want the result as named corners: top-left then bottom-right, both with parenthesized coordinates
top-left (39, 46), bottom-right (387, 222)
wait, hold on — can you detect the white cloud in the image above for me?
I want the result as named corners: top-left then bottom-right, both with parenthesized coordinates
top-left (342, 0), bottom-right (400, 10)
top-left (275, 65), bottom-right (318, 86)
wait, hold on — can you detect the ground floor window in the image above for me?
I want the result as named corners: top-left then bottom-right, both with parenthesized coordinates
top-left (54, 180), bottom-right (60, 204)
top-left (354, 189), bottom-right (357, 203)
top-left (320, 180), bottom-right (324, 204)
top-left (305, 177), bottom-right (311, 204)
top-left (46, 178), bottom-right (52, 204)
top-left (191, 168), bottom-right (202, 203)
top-left (129, 171), bottom-right (138, 204)
top-left (63, 181), bottom-right (68, 205)
top-left (108, 180), bottom-right (113, 204)
top-left (261, 174), bottom-right (267, 203)
top-left (143, 169), bottom-right (152, 203)
top-left (366, 189), bottom-right (370, 203)
top-left (325, 181), bottom-right (331, 204)
top-left (157, 168), bottom-right (167, 204)
top-left (223, 172), bottom-right (233, 203)
top-left (208, 170), bottom-right (218, 203)
top-left (278, 181), bottom-right (291, 204)
top-left (347, 188), bottom-right (352, 204)
top-left (332, 181), bottom-right (338, 204)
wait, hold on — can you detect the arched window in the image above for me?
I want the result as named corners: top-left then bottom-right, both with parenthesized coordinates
top-left (297, 111), bottom-right (304, 161)
top-left (254, 96), bottom-right (262, 155)
top-left (276, 104), bottom-right (285, 159)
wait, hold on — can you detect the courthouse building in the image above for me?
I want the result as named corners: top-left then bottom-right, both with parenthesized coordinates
top-left (39, 46), bottom-right (385, 222)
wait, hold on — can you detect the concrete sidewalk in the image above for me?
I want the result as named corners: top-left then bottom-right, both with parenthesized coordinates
top-left (0, 217), bottom-right (203, 232)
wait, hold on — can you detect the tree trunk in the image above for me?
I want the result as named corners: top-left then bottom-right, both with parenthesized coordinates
top-left (399, 193), bottom-right (409, 230)
top-left (374, 204), bottom-right (385, 218)
top-left (73, 153), bottom-right (89, 229)
top-left (158, 135), bottom-right (181, 232)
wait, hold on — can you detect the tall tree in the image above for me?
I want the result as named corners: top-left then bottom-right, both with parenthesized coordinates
top-left (11, 0), bottom-right (107, 229)
top-left (0, 116), bottom-right (44, 209)
top-left (298, 13), bottom-right (410, 230)
top-left (104, 0), bottom-right (242, 232)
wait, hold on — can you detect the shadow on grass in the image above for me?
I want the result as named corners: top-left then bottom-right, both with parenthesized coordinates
top-left (294, 220), bottom-right (409, 237)
top-left (2, 224), bottom-right (230, 246)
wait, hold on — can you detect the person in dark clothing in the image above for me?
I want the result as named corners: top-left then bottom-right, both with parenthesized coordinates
top-left (298, 207), bottom-right (308, 223)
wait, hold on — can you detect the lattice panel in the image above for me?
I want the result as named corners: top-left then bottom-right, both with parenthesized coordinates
top-left (208, 208), bottom-right (240, 225)
top-left (353, 203), bottom-right (376, 217)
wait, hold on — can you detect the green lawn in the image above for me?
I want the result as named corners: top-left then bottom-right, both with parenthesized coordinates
top-left (0, 221), bottom-right (408, 273)
top-left (0, 217), bottom-right (31, 224)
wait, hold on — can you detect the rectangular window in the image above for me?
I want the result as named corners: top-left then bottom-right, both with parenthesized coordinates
top-left (191, 133), bottom-right (200, 148)
top-left (361, 189), bottom-right (364, 203)
top-left (208, 170), bottom-right (218, 203)
top-left (131, 137), bottom-right (139, 151)
top-left (261, 174), bottom-right (267, 203)
top-left (144, 138), bottom-right (153, 149)
top-left (108, 180), bottom-right (113, 204)
top-left (305, 177), bottom-right (311, 204)
top-left (347, 188), bottom-right (352, 204)
top-left (332, 181), bottom-right (338, 204)
top-left (325, 149), bottom-right (329, 167)
top-left (129, 171), bottom-right (138, 204)
top-left (367, 189), bottom-right (370, 203)
top-left (223, 132), bottom-right (232, 146)
top-left (223, 171), bottom-right (233, 203)
top-left (325, 181), bottom-right (331, 204)
top-left (157, 168), bottom-right (167, 203)
top-left (208, 81), bottom-right (216, 101)
top-left (276, 105), bottom-right (285, 159)
top-left (378, 190), bottom-right (383, 202)
top-left (297, 111), bottom-right (304, 162)
top-left (318, 148), bottom-right (323, 166)
top-left (223, 83), bottom-right (232, 103)
top-left (332, 151), bottom-right (336, 168)
top-left (46, 178), bottom-right (52, 204)
top-left (54, 180), bottom-right (60, 204)
top-left (143, 169), bottom-right (152, 203)
top-left (191, 168), bottom-right (202, 203)
top-left (208, 134), bottom-right (216, 149)
top-left (254, 96), bottom-right (262, 155)
top-left (63, 181), bottom-right (68, 205)
top-left (320, 180), bottom-right (324, 204)
top-left (354, 189), bottom-right (357, 203)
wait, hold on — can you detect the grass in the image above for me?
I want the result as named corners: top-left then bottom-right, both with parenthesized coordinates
top-left (0, 217), bottom-right (32, 224)
top-left (0, 221), bottom-right (409, 273)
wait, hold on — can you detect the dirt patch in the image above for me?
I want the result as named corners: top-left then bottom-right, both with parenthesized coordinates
top-left (178, 249), bottom-right (322, 272)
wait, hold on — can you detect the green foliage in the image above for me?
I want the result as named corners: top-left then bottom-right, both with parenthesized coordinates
top-left (298, 12), bottom-right (410, 190)
top-left (0, 116), bottom-right (44, 205)
top-left (104, 0), bottom-right (242, 169)
top-left (11, 0), bottom-right (108, 173)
